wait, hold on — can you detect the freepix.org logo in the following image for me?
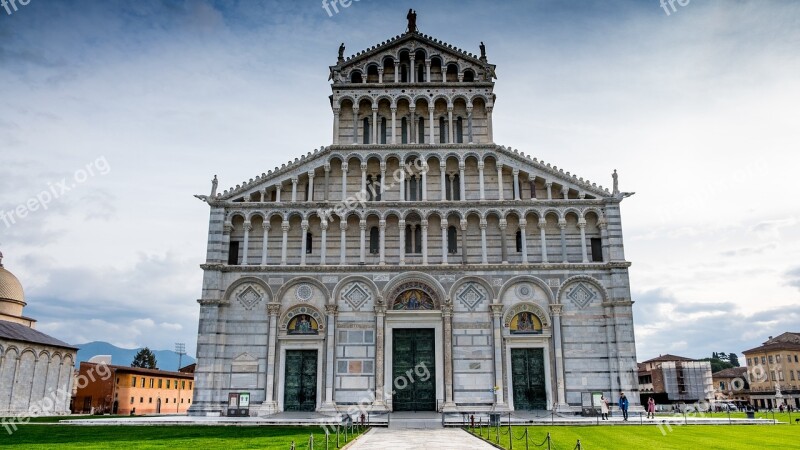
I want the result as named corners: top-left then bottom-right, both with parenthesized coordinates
top-left (1, 0), bottom-right (32, 16)
top-left (322, 0), bottom-right (361, 18)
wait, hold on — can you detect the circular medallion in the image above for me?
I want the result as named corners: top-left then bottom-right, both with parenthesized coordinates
top-left (296, 284), bottom-right (313, 302)
top-left (515, 283), bottom-right (533, 299)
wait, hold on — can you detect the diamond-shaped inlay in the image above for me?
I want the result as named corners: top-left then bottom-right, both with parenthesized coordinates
top-left (342, 282), bottom-right (371, 310)
top-left (456, 283), bottom-right (487, 311)
top-left (566, 283), bottom-right (596, 309)
top-left (237, 286), bottom-right (263, 311)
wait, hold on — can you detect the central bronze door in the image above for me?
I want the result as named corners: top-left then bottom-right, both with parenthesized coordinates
top-left (392, 328), bottom-right (436, 411)
top-left (511, 348), bottom-right (547, 410)
top-left (283, 350), bottom-right (318, 412)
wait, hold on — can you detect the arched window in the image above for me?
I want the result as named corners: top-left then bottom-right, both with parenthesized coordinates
top-left (405, 224), bottom-right (422, 254)
top-left (366, 175), bottom-right (374, 201)
top-left (452, 173), bottom-right (461, 201)
top-left (515, 229), bottom-right (522, 252)
top-left (351, 72), bottom-right (363, 83)
top-left (380, 117), bottom-right (387, 144)
top-left (463, 70), bottom-right (475, 82)
top-left (401, 118), bottom-right (408, 144)
top-left (362, 117), bottom-right (370, 144)
top-left (418, 117), bottom-right (425, 143)
top-left (417, 64), bottom-right (425, 82)
top-left (456, 117), bottom-right (464, 143)
top-left (305, 232), bottom-right (313, 254)
top-left (409, 175), bottom-right (418, 201)
top-left (400, 64), bottom-right (408, 82)
top-left (447, 226), bottom-right (458, 254)
top-left (439, 117), bottom-right (447, 143)
top-left (369, 226), bottom-right (380, 254)
top-left (414, 224), bottom-right (422, 253)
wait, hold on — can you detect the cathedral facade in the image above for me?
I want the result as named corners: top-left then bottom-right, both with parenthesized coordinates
top-left (190, 19), bottom-right (639, 416)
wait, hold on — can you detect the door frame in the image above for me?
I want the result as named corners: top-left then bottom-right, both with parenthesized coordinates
top-left (505, 340), bottom-right (552, 411)
top-left (277, 342), bottom-right (324, 413)
top-left (384, 311), bottom-right (444, 410)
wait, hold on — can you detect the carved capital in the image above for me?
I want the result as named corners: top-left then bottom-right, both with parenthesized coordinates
top-left (550, 303), bottom-right (563, 316)
top-left (261, 223), bottom-right (271, 232)
top-left (324, 163), bottom-right (331, 172)
top-left (490, 303), bottom-right (504, 316)
top-left (340, 222), bottom-right (348, 231)
top-left (308, 170), bottom-right (315, 178)
top-left (379, 219), bottom-right (386, 229)
top-left (243, 221), bottom-right (252, 232)
top-left (291, 177), bottom-right (299, 185)
top-left (301, 220), bottom-right (309, 230)
top-left (320, 220), bottom-right (329, 231)
top-left (325, 304), bottom-right (339, 316)
top-left (223, 223), bottom-right (233, 235)
top-left (460, 219), bottom-right (468, 231)
top-left (267, 303), bottom-right (281, 316)
top-left (519, 219), bottom-right (527, 229)
top-left (361, 162), bottom-right (368, 171)
top-left (498, 219), bottom-right (507, 230)
top-left (478, 161), bottom-right (485, 170)
top-left (342, 163), bottom-right (349, 172)
top-left (281, 222), bottom-right (290, 232)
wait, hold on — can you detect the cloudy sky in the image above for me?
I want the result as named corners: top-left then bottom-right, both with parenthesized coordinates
top-left (1, 0), bottom-right (798, 362)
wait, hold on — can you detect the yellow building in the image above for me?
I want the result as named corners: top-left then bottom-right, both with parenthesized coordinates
top-left (73, 362), bottom-right (194, 415)
top-left (743, 332), bottom-right (800, 410)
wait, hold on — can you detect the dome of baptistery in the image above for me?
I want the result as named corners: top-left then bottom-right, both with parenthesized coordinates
top-left (0, 251), bottom-right (26, 318)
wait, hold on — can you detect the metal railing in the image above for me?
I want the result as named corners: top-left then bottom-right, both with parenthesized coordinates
top-left (465, 413), bottom-right (584, 450)
top-left (288, 421), bottom-right (368, 450)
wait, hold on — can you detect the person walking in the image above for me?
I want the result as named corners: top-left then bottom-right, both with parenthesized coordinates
top-left (647, 397), bottom-right (656, 419)
top-left (600, 395), bottom-right (610, 421)
top-left (619, 393), bottom-right (629, 421)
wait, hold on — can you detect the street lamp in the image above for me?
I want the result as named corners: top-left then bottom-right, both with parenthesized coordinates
top-left (175, 343), bottom-right (186, 371)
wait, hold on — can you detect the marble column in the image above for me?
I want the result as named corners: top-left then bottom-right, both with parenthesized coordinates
top-left (478, 161), bottom-right (485, 201)
top-left (372, 108), bottom-right (378, 144)
top-left (559, 220), bottom-right (568, 263)
top-left (280, 221), bottom-right (289, 265)
top-left (324, 164), bottom-right (330, 202)
top-left (291, 177), bottom-right (298, 202)
top-left (332, 108), bottom-right (340, 145)
top-left (409, 107), bottom-right (417, 144)
top-left (421, 220), bottom-right (429, 265)
top-left (242, 221), bottom-right (251, 265)
top-left (377, 68), bottom-right (383, 84)
top-left (339, 220), bottom-right (347, 265)
top-left (399, 168), bottom-right (406, 201)
top-left (300, 220), bottom-right (308, 266)
top-left (222, 223), bottom-right (232, 264)
top-left (439, 167), bottom-right (446, 201)
top-left (352, 106), bottom-right (358, 144)
top-left (275, 184), bottom-right (282, 203)
top-left (467, 107), bottom-right (474, 143)
top-left (458, 162), bottom-right (466, 202)
top-left (380, 162), bottom-right (387, 202)
top-left (539, 218), bottom-right (548, 263)
top-left (550, 303), bottom-right (567, 409)
top-left (519, 221), bottom-right (528, 264)
top-left (410, 56), bottom-right (416, 83)
top-left (320, 304), bottom-right (338, 411)
top-left (262, 303), bottom-right (281, 413)
top-left (490, 303), bottom-right (507, 408)
top-left (359, 219), bottom-right (367, 264)
top-left (372, 305), bottom-right (387, 409)
top-left (441, 225), bottom-right (449, 265)
top-left (398, 219), bottom-right (406, 265)
top-left (320, 220), bottom-right (328, 265)
top-left (394, 61), bottom-right (399, 83)
top-left (421, 163), bottom-right (428, 201)
top-left (261, 223), bottom-right (270, 265)
top-left (391, 107), bottom-right (397, 144)
top-left (307, 171), bottom-right (315, 202)
top-left (513, 169), bottom-right (520, 200)
top-left (447, 106), bottom-right (454, 143)
top-left (341, 163), bottom-right (349, 201)
top-left (379, 219), bottom-right (386, 265)
top-left (425, 59), bottom-right (431, 82)
top-left (460, 219), bottom-right (468, 264)
top-left (487, 106), bottom-right (494, 143)
top-left (428, 106), bottom-right (434, 144)
top-left (579, 220), bottom-right (589, 263)
top-left (499, 219), bottom-right (508, 264)
top-left (561, 186), bottom-right (569, 200)
top-left (546, 182), bottom-right (553, 200)
top-left (599, 220), bottom-right (609, 262)
top-left (497, 165), bottom-right (504, 201)
top-left (479, 220), bottom-right (488, 264)
top-left (360, 163), bottom-right (367, 197)
top-left (443, 304), bottom-right (456, 411)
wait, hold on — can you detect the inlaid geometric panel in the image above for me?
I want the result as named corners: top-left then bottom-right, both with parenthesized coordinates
top-left (455, 282), bottom-right (488, 311)
top-left (515, 283), bottom-right (534, 300)
top-left (341, 282), bottom-right (372, 310)
top-left (234, 285), bottom-right (267, 311)
top-left (565, 283), bottom-right (597, 309)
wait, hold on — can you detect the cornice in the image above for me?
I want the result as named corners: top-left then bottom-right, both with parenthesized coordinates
top-left (199, 261), bottom-right (632, 273)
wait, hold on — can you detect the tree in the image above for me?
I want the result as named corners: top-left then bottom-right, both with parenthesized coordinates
top-left (132, 347), bottom-right (158, 369)
top-left (728, 353), bottom-right (740, 367)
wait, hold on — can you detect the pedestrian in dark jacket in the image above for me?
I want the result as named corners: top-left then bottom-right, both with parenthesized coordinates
top-left (619, 393), bottom-right (629, 421)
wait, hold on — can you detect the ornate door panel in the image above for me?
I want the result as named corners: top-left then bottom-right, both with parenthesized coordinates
top-left (392, 329), bottom-right (436, 411)
top-left (511, 348), bottom-right (547, 410)
top-left (284, 350), bottom-right (318, 412)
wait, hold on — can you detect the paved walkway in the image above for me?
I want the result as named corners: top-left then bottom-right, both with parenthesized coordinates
top-left (348, 428), bottom-right (494, 450)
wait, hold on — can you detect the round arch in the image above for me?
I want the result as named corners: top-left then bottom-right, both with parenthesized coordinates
top-left (498, 275), bottom-right (556, 304)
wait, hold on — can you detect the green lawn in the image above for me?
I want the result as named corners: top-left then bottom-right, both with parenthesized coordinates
top-left (0, 425), bottom-right (366, 449)
top-left (469, 424), bottom-right (798, 450)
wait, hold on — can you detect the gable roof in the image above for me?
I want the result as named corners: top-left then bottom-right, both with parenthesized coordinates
top-left (208, 144), bottom-right (614, 203)
top-left (0, 319), bottom-right (77, 350)
top-left (712, 367), bottom-right (747, 378)
top-left (743, 332), bottom-right (800, 354)
top-left (335, 31), bottom-right (494, 76)
top-left (642, 354), bottom-right (696, 364)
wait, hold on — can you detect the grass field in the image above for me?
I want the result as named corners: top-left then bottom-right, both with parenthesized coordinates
top-left (0, 425), bottom-right (366, 449)
top-left (470, 424), bottom-right (798, 450)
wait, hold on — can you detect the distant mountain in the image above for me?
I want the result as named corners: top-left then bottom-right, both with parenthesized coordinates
top-left (74, 341), bottom-right (196, 371)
